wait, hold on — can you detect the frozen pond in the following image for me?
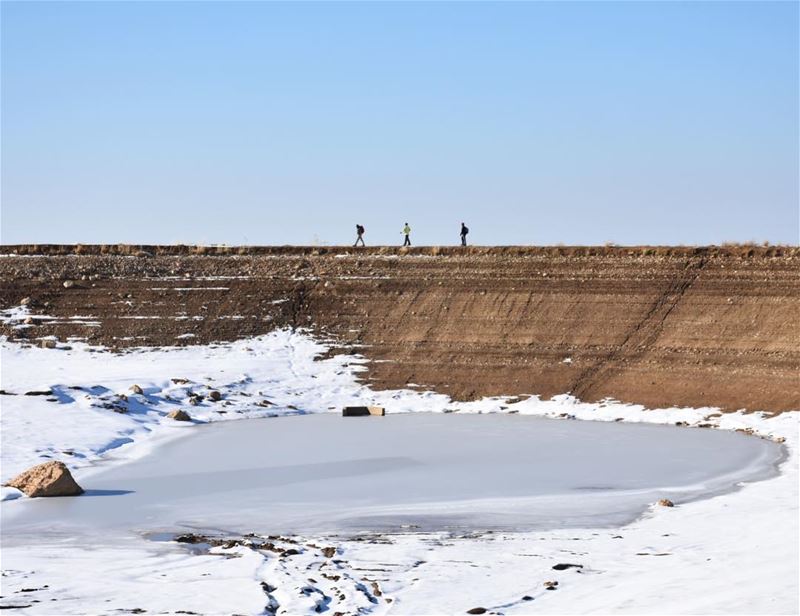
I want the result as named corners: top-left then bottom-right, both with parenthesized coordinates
top-left (1, 413), bottom-right (784, 537)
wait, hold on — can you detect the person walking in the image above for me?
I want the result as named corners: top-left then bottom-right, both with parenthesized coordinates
top-left (354, 224), bottom-right (365, 247)
top-left (402, 222), bottom-right (411, 246)
top-left (460, 222), bottom-right (469, 246)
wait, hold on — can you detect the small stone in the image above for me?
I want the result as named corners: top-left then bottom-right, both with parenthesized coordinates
top-left (657, 498), bottom-right (674, 507)
top-left (466, 609), bottom-right (487, 615)
top-left (23, 316), bottom-right (34, 325)
top-left (24, 389), bottom-right (52, 396)
top-left (40, 339), bottom-right (57, 349)
top-left (174, 533), bottom-right (204, 544)
top-left (552, 563), bottom-right (583, 571)
top-left (129, 384), bottom-right (144, 395)
top-left (20, 297), bottom-right (31, 306)
top-left (62, 280), bottom-right (75, 289)
top-left (3, 461), bottom-right (84, 497)
top-left (171, 378), bottom-right (190, 385)
top-left (167, 409), bottom-right (192, 422)
top-left (208, 390), bottom-right (221, 402)
top-left (544, 581), bottom-right (559, 590)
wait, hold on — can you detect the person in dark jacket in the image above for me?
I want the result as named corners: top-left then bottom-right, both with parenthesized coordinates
top-left (460, 222), bottom-right (469, 246)
top-left (354, 224), bottom-right (365, 247)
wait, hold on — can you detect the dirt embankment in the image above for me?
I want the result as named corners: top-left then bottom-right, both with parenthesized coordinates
top-left (2, 245), bottom-right (798, 413)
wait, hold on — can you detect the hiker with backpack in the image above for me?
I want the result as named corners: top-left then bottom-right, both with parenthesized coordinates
top-left (402, 222), bottom-right (411, 247)
top-left (460, 222), bottom-right (469, 246)
top-left (354, 224), bottom-right (365, 247)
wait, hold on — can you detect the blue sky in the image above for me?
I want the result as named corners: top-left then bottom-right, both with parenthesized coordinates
top-left (1, 1), bottom-right (797, 246)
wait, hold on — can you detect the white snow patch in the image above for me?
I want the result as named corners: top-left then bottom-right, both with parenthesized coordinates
top-left (148, 287), bottom-right (230, 291)
top-left (0, 331), bottom-right (797, 614)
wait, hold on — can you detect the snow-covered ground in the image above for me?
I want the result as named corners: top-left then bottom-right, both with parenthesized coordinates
top-left (0, 328), bottom-right (797, 614)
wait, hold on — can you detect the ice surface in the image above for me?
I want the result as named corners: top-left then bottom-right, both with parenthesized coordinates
top-left (2, 413), bottom-right (782, 538)
top-left (1, 330), bottom-right (796, 614)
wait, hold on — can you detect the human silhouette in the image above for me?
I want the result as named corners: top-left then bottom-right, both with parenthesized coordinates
top-left (354, 224), bottom-right (365, 247)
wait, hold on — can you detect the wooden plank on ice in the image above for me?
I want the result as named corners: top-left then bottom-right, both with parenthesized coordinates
top-left (342, 406), bottom-right (385, 417)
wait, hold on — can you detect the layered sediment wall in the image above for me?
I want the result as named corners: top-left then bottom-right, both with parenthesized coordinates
top-left (2, 245), bottom-right (798, 412)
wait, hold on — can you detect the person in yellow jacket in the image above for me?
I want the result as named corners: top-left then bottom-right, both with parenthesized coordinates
top-left (402, 223), bottom-right (411, 246)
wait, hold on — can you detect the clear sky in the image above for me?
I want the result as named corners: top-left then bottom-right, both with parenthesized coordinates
top-left (1, 1), bottom-right (798, 246)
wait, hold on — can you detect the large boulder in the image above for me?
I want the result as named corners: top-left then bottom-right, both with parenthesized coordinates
top-left (4, 461), bottom-right (84, 497)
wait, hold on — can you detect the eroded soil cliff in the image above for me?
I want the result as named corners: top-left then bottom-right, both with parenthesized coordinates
top-left (2, 245), bottom-right (798, 412)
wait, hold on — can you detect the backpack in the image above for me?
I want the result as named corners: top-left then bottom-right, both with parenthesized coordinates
top-left (462, 226), bottom-right (469, 235)
top-left (357, 225), bottom-right (364, 234)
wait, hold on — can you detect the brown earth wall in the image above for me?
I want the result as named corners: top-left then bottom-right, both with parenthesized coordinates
top-left (2, 244), bottom-right (797, 412)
